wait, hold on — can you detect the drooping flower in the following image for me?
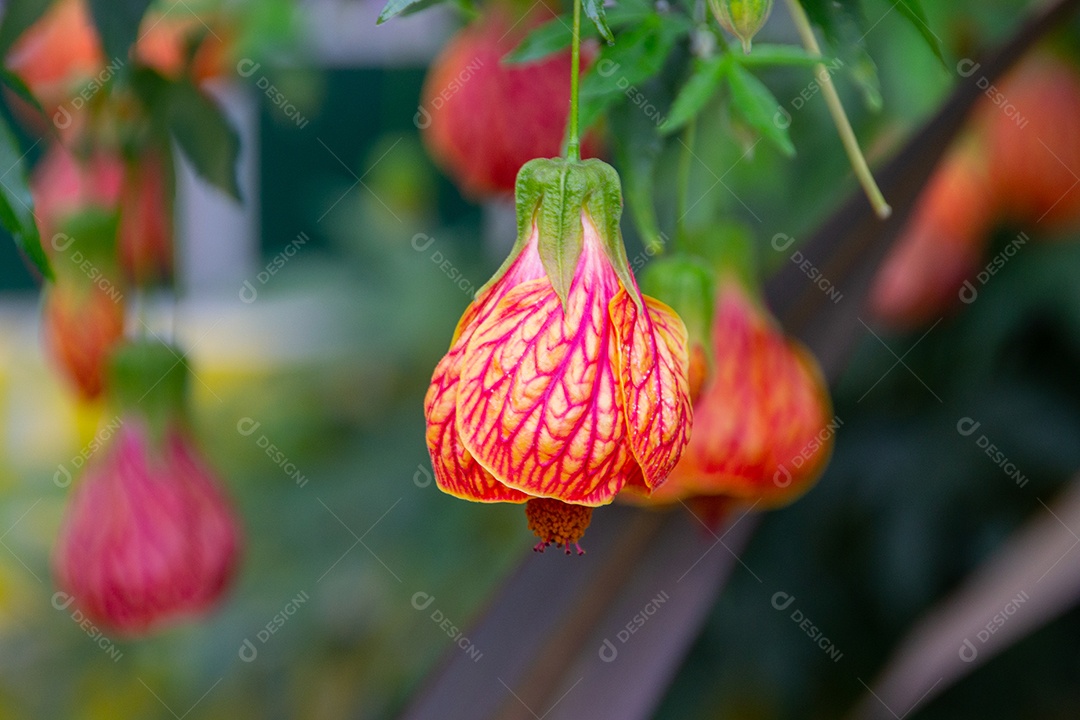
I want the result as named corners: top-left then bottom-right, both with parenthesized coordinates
top-left (42, 280), bottom-right (125, 400)
top-left (32, 142), bottom-right (174, 284)
top-left (870, 142), bottom-right (992, 330)
top-left (870, 50), bottom-right (1080, 330)
top-left (632, 268), bottom-right (833, 506)
top-left (53, 340), bottom-right (241, 635)
top-left (424, 158), bottom-right (693, 552)
top-left (5, 0), bottom-right (103, 121)
top-left (36, 188), bottom-right (127, 400)
top-left (420, 7), bottom-right (600, 199)
top-left (135, 9), bottom-right (235, 84)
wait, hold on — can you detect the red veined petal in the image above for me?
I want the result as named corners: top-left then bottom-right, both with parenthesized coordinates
top-left (610, 290), bottom-right (693, 490)
top-left (422, 233), bottom-right (549, 505)
top-left (424, 309), bottom-right (530, 504)
top-left (455, 268), bottom-right (638, 506)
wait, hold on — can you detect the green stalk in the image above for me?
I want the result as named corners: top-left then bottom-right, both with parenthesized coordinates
top-left (783, 0), bottom-right (892, 219)
top-left (675, 118), bottom-right (697, 246)
top-left (567, 0), bottom-right (582, 162)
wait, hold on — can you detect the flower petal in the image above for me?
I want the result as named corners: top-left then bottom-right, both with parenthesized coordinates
top-left (610, 290), bottom-right (693, 490)
top-left (455, 275), bottom-right (637, 506)
top-left (424, 304), bottom-right (530, 504)
top-left (669, 283), bottom-right (833, 506)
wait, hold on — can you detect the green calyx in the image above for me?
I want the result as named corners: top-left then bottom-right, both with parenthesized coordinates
top-left (639, 255), bottom-right (715, 350)
top-left (504, 157), bottom-right (640, 311)
top-left (708, 0), bottom-right (774, 54)
top-left (108, 339), bottom-right (190, 443)
top-left (681, 223), bottom-right (760, 295)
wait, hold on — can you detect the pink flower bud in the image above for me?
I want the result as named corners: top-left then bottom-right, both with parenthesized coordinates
top-left (54, 416), bottom-right (240, 634)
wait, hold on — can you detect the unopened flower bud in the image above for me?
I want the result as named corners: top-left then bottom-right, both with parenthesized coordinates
top-left (709, 0), bottom-right (773, 54)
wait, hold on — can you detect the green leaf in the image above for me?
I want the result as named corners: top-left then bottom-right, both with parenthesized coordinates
top-left (577, 13), bottom-right (690, 132)
top-left (378, 0), bottom-right (457, 22)
top-left (736, 43), bottom-right (830, 67)
top-left (376, 0), bottom-right (445, 24)
top-left (0, 0), bottom-right (52, 57)
top-left (606, 3), bottom-right (660, 26)
top-left (505, 17), bottom-right (582, 64)
top-left (578, 93), bottom-right (619, 136)
top-left (660, 55), bottom-right (727, 134)
top-left (583, 0), bottom-right (614, 44)
top-left (88, 0), bottom-right (153, 67)
top-left (167, 81), bottom-right (242, 200)
top-left (580, 16), bottom-right (684, 98)
top-left (891, 0), bottom-right (946, 67)
top-left (609, 100), bottom-right (664, 252)
top-left (503, 3), bottom-right (657, 64)
top-left (849, 51), bottom-right (882, 111)
top-left (725, 62), bottom-right (794, 156)
top-left (799, 0), bottom-right (857, 39)
top-left (0, 114), bottom-right (51, 279)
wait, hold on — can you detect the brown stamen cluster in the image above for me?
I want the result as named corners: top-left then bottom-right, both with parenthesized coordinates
top-left (525, 498), bottom-right (593, 555)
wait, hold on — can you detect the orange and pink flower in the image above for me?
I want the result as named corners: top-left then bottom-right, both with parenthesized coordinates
top-left (53, 341), bottom-right (241, 635)
top-left (54, 418), bottom-right (241, 634)
top-left (424, 158), bottom-right (693, 551)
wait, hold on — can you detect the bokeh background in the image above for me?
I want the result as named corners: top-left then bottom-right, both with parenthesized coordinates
top-left (0, 0), bottom-right (1078, 717)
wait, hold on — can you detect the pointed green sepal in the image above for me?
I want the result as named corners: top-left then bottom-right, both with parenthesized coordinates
top-left (502, 157), bottom-right (640, 311)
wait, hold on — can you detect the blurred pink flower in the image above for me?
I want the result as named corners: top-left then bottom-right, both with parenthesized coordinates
top-left (53, 418), bottom-right (241, 635)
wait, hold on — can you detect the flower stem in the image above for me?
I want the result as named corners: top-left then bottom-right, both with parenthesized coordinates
top-left (783, 0), bottom-right (892, 219)
top-left (567, 0), bottom-right (582, 162)
top-left (676, 118), bottom-right (697, 245)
